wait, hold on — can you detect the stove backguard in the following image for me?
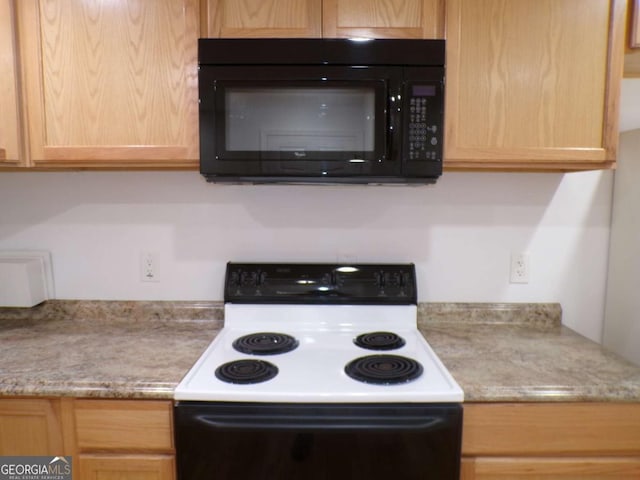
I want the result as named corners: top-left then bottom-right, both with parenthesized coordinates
top-left (224, 262), bottom-right (417, 305)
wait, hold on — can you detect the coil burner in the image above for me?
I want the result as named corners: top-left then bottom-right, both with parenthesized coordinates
top-left (354, 331), bottom-right (406, 351)
top-left (232, 332), bottom-right (299, 356)
top-left (345, 354), bottom-right (423, 385)
top-left (215, 359), bottom-right (278, 384)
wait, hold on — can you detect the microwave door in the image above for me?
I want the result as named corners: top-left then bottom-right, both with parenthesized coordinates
top-left (205, 79), bottom-right (396, 179)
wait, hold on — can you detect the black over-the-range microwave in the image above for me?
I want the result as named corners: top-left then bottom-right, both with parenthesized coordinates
top-left (198, 38), bottom-right (445, 184)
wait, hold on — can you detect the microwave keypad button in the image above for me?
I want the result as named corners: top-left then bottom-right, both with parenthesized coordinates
top-left (407, 91), bottom-right (440, 159)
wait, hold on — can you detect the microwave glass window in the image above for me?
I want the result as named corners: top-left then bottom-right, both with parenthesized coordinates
top-left (225, 87), bottom-right (376, 153)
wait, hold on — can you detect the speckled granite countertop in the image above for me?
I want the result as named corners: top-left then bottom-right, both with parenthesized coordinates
top-left (418, 303), bottom-right (640, 402)
top-left (0, 301), bottom-right (223, 399)
top-left (1, 301), bottom-right (639, 402)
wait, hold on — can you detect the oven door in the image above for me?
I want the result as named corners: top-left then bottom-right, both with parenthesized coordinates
top-left (199, 66), bottom-right (402, 182)
top-left (175, 402), bottom-right (462, 480)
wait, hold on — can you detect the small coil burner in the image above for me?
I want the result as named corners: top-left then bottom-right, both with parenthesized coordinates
top-left (215, 359), bottom-right (278, 384)
top-left (354, 331), bottom-right (406, 351)
top-left (345, 355), bottom-right (423, 385)
top-left (232, 332), bottom-right (299, 356)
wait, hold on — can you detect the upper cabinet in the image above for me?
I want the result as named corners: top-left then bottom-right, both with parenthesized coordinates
top-left (323, 0), bottom-right (444, 39)
top-left (627, 0), bottom-right (640, 77)
top-left (445, 0), bottom-right (626, 171)
top-left (15, 0), bottom-right (199, 168)
top-left (203, 0), bottom-right (443, 39)
top-left (3, 0), bottom-right (624, 172)
top-left (632, 0), bottom-right (640, 48)
top-left (203, 0), bottom-right (322, 37)
top-left (0, 0), bottom-right (22, 166)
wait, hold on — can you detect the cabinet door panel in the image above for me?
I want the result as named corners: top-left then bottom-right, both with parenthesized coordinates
top-left (632, 0), bottom-right (640, 47)
top-left (79, 454), bottom-right (174, 480)
top-left (205, 0), bottom-right (321, 38)
top-left (0, 399), bottom-right (64, 455)
top-left (463, 457), bottom-right (640, 479)
top-left (0, 0), bottom-right (21, 166)
top-left (323, 0), bottom-right (444, 39)
top-left (445, 0), bottom-right (625, 170)
top-left (463, 403), bottom-right (640, 456)
top-left (75, 399), bottom-right (173, 452)
top-left (17, 0), bottom-right (199, 168)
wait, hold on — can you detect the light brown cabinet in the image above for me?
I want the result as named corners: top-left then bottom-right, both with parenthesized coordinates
top-left (3, 398), bottom-right (640, 479)
top-left (74, 399), bottom-right (174, 452)
top-left (323, 0), bottom-right (444, 39)
top-left (203, 0), bottom-right (443, 39)
top-left (3, 0), bottom-right (626, 172)
top-left (632, 0), bottom-right (640, 48)
top-left (15, 0), bottom-right (199, 169)
top-left (203, 0), bottom-right (322, 37)
top-left (0, 398), bottom-right (175, 479)
top-left (0, 0), bottom-right (22, 167)
top-left (461, 403), bottom-right (640, 480)
top-left (79, 455), bottom-right (175, 480)
top-left (74, 399), bottom-right (175, 480)
top-left (444, 0), bottom-right (626, 172)
top-left (0, 399), bottom-right (65, 455)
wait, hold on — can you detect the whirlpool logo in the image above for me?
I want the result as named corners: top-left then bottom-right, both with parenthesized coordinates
top-left (0, 456), bottom-right (72, 480)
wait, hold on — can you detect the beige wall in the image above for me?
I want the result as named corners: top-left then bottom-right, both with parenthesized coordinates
top-left (604, 128), bottom-right (640, 365)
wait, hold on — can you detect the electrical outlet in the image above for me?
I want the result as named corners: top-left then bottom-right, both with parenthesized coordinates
top-left (510, 252), bottom-right (530, 284)
top-left (140, 252), bottom-right (160, 282)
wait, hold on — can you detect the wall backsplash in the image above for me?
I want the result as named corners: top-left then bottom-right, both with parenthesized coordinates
top-left (0, 170), bottom-right (612, 343)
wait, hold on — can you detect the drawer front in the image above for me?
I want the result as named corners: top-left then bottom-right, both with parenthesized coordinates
top-left (75, 400), bottom-right (173, 452)
top-left (463, 403), bottom-right (640, 456)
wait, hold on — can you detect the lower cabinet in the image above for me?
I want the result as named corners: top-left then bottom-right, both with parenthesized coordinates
top-left (461, 403), bottom-right (640, 480)
top-left (0, 398), bottom-right (176, 480)
top-left (4, 398), bottom-right (640, 480)
top-left (74, 399), bottom-right (175, 480)
top-left (79, 454), bottom-right (175, 480)
top-left (0, 398), bottom-right (64, 454)
top-left (461, 457), bottom-right (640, 479)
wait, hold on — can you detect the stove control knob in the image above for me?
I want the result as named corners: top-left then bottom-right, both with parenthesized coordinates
top-left (388, 272), bottom-right (401, 287)
top-left (240, 271), bottom-right (258, 287)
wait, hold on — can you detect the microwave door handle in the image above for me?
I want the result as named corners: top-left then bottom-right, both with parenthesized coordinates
top-left (387, 89), bottom-right (402, 163)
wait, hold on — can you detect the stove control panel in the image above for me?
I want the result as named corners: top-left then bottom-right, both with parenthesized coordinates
top-left (225, 263), bottom-right (417, 305)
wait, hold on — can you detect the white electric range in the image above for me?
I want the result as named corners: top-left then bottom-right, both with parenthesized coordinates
top-left (174, 263), bottom-right (464, 480)
top-left (175, 263), bottom-right (462, 403)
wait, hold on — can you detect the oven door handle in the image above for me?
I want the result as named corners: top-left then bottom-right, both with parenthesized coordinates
top-left (191, 413), bottom-right (448, 432)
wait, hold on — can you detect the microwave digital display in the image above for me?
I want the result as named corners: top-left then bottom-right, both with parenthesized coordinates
top-left (412, 85), bottom-right (437, 97)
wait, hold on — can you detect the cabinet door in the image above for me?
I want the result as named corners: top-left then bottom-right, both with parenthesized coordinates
top-left (204, 0), bottom-right (321, 38)
top-left (462, 457), bottom-right (640, 480)
top-left (323, 0), bottom-right (444, 39)
top-left (445, 0), bottom-right (626, 171)
top-left (16, 0), bottom-right (199, 168)
top-left (74, 399), bottom-right (173, 452)
top-left (632, 0), bottom-right (640, 47)
top-left (79, 454), bottom-right (174, 480)
top-left (0, 399), bottom-right (64, 455)
top-left (0, 0), bottom-right (21, 166)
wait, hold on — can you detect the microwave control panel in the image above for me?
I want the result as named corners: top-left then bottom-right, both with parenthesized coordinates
top-left (404, 83), bottom-right (443, 162)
